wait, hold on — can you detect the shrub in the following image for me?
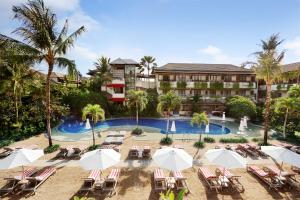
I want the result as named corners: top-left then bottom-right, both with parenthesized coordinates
top-left (177, 81), bottom-right (187, 89)
top-left (204, 137), bottom-right (215, 143)
top-left (248, 82), bottom-right (254, 88)
top-left (251, 137), bottom-right (262, 142)
top-left (210, 82), bottom-right (223, 90)
top-left (159, 81), bottom-right (171, 91)
top-left (0, 140), bottom-right (13, 148)
top-left (88, 144), bottom-right (100, 151)
top-left (44, 144), bottom-right (60, 154)
top-left (194, 141), bottom-right (205, 148)
top-left (226, 95), bottom-right (257, 120)
top-left (219, 137), bottom-right (248, 143)
top-left (160, 136), bottom-right (173, 145)
top-left (131, 127), bottom-right (143, 135)
top-left (233, 82), bottom-right (240, 89)
top-left (194, 82), bottom-right (207, 89)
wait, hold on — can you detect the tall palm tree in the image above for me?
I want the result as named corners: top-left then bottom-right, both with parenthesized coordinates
top-left (274, 97), bottom-right (300, 138)
top-left (190, 112), bottom-right (209, 142)
top-left (0, 0), bottom-right (85, 146)
top-left (89, 56), bottom-right (112, 91)
top-left (253, 34), bottom-right (284, 145)
top-left (127, 90), bottom-right (148, 126)
top-left (82, 104), bottom-right (105, 146)
top-left (140, 56), bottom-right (157, 88)
top-left (157, 91), bottom-right (181, 137)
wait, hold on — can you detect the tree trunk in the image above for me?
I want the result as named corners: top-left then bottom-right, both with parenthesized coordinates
top-left (46, 63), bottom-right (54, 147)
top-left (166, 112), bottom-right (170, 138)
top-left (148, 64), bottom-right (150, 88)
top-left (283, 108), bottom-right (288, 139)
top-left (136, 102), bottom-right (139, 127)
top-left (15, 93), bottom-right (19, 124)
top-left (199, 130), bottom-right (202, 142)
top-left (263, 84), bottom-right (271, 145)
top-left (91, 120), bottom-right (95, 146)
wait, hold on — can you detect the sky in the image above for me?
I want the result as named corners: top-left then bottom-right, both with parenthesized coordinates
top-left (1, 0), bottom-right (300, 75)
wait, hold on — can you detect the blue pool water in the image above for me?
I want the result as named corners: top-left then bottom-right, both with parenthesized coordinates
top-left (57, 118), bottom-right (230, 135)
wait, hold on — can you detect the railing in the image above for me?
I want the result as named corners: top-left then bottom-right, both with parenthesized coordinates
top-left (112, 93), bottom-right (125, 98)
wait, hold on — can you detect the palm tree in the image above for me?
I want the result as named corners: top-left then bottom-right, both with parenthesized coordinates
top-left (0, 0), bottom-right (85, 146)
top-left (157, 91), bottom-right (181, 137)
top-left (127, 90), bottom-right (148, 126)
top-left (274, 97), bottom-right (300, 138)
top-left (140, 56), bottom-right (157, 88)
top-left (82, 104), bottom-right (105, 146)
top-left (191, 112), bottom-right (209, 142)
top-left (89, 56), bottom-right (112, 91)
top-left (253, 34), bottom-right (284, 145)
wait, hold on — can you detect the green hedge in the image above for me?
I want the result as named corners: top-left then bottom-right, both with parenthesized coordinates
top-left (44, 144), bottom-right (60, 154)
top-left (204, 137), bottom-right (215, 143)
top-left (210, 82), bottom-right (223, 90)
top-left (160, 81), bottom-right (171, 91)
top-left (160, 136), bottom-right (173, 145)
top-left (194, 141), bottom-right (205, 148)
top-left (194, 82), bottom-right (207, 89)
top-left (177, 81), bottom-right (187, 89)
top-left (131, 127), bottom-right (143, 135)
top-left (233, 82), bottom-right (240, 89)
top-left (219, 137), bottom-right (248, 143)
top-left (248, 82), bottom-right (254, 88)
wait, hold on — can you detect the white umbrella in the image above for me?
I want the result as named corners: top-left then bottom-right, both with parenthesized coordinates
top-left (0, 149), bottom-right (44, 179)
top-left (79, 149), bottom-right (121, 170)
top-left (152, 147), bottom-right (193, 171)
top-left (261, 146), bottom-right (300, 168)
top-left (205, 148), bottom-right (247, 169)
top-left (0, 149), bottom-right (44, 170)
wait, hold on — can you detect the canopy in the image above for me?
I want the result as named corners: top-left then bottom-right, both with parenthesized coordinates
top-left (152, 147), bottom-right (193, 171)
top-left (170, 121), bottom-right (176, 132)
top-left (261, 146), bottom-right (300, 167)
top-left (205, 148), bottom-right (247, 169)
top-left (0, 149), bottom-right (44, 170)
top-left (79, 149), bottom-right (121, 170)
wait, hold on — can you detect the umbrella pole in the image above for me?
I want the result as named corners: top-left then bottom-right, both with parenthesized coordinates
top-left (22, 165), bottom-right (25, 180)
top-left (279, 161), bottom-right (283, 177)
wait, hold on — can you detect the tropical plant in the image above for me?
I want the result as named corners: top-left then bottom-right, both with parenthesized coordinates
top-left (127, 90), bottom-right (148, 126)
top-left (131, 127), bottom-right (143, 135)
top-left (89, 56), bottom-right (112, 91)
top-left (177, 81), bottom-right (187, 89)
top-left (0, 0), bottom-right (85, 146)
top-left (82, 104), bottom-right (105, 146)
top-left (140, 56), bottom-right (157, 87)
top-left (288, 84), bottom-right (300, 98)
top-left (191, 112), bottom-right (209, 142)
top-left (226, 96), bottom-right (257, 120)
top-left (157, 91), bottom-right (181, 137)
top-left (159, 188), bottom-right (187, 200)
top-left (252, 33), bottom-right (284, 145)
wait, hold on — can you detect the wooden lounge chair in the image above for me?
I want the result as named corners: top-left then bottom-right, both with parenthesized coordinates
top-left (153, 169), bottom-right (166, 191)
top-left (57, 146), bottom-right (73, 158)
top-left (247, 144), bottom-right (268, 158)
top-left (247, 165), bottom-right (282, 190)
top-left (172, 171), bottom-right (189, 192)
top-left (216, 167), bottom-right (244, 193)
top-left (0, 168), bottom-right (37, 195)
top-left (198, 167), bottom-right (221, 192)
top-left (22, 167), bottom-right (56, 194)
top-left (79, 170), bottom-right (101, 193)
top-left (102, 168), bottom-right (120, 197)
top-left (143, 146), bottom-right (151, 159)
top-left (128, 146), bottom-right (139, 158)
top-left (263, 166), bottom-right (300, 190)
top-left (237, 144), bottom-right (259, 158)
top-left (99, 145), bottom-right (120, 152)
top-left (291, 166), bottom-right (300, 173)
top-left (71, 146), bottom-right (87, 158)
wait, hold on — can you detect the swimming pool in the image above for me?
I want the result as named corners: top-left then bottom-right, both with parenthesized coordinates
top-left (57, 118), bottom-right (230, 135)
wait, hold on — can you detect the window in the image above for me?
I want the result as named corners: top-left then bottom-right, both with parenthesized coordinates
top-left (210, 75), bottom-right (221, 82)
top-left (224, 75), bottom-right (232, 82)
top-left (162, 75), bottom-right (170, 81)
top-left (177, 75), bottom-right (186, 81)
top-left (178, 90), bottom-right (185, 96)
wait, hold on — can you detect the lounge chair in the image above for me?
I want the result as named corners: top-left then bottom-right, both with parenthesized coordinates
top-left (291, 166), bottom-right (300, 173)
top-left (103, 137), bottom-right (114, 145)
top-left (111, 136), bottom-right (124, 145)
top-left (79, 170), bottom-right (101, 193)
top-left (143, 146), bottom-right (151, 159)
top-left (22, 167), bottom-right (56, 193)
top-left (0, 149), bottom-right (12, 158)
top-left (153, 169), bottom-right (166, 191)
top-left (107, 131), bottom-right (125, 138)
top-left (0, 168), bottom-right (37, 195)
top-left (129, 146), bottom-right (139, 158)
top-left (247, 144), bottom-right (268, 158)
top-left (233, 146), bottom-right (247, 158)
top-left (263, 166), bottom-right (300, 190)
top-left (247, 165), bottom-right (282, 190)
top-left (216, 167), bottom-right (244, 192)
top-left (99, 145), bottom-right (120, 152)
top-left (198, 167), bottom-right (221, 192)
top-left (57, 146), bottom-right (73, 158)
top-left (102, 168), bottom-right (120, 197)
top-left (172, 171), bottom-right (189, 192)
top-left (71, 146), bottom-right (87, 158)
top-left (237, 144), bottom-right (259, 158)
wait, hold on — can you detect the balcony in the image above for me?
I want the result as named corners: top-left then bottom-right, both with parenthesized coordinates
top-left (111, 93), bottom-right (125, 102)
top-left (107, 79), bottom-right (125, 88)
top-left (136, 80), bottom-right (156, 89)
